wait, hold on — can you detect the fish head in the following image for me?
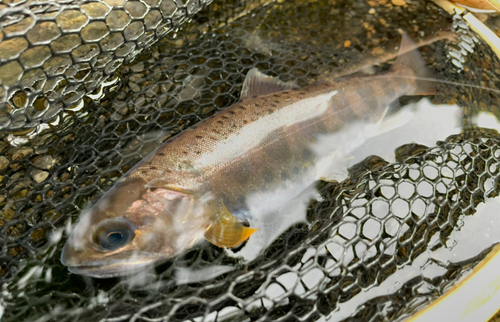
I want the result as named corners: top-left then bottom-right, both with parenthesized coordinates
top-left (61, 177), bottom-right (209, 278)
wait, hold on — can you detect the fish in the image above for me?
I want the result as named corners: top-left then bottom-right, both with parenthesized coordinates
top-left (61, 33), bottom-right (435, 278)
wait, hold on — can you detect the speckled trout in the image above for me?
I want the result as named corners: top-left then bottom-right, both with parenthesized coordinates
top-left (61, 34), bottom-right (435, 277)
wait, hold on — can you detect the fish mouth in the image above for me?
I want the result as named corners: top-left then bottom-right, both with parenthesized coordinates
top-left (62, 251), bottom-right (160, 278)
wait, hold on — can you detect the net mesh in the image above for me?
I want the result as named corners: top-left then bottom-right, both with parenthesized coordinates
top-left (0, 0), bottom-right (214, 130)
top-left (2, 0), bottom-right (500, 321)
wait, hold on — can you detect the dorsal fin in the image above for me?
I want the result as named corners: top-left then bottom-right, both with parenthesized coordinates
top-left (240, 68), bottom-right (299, 100)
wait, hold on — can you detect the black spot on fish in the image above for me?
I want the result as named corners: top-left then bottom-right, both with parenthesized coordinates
top-left (302, 148), bottom-right (313, 160)
top-left (335, 89), bottom-right (349, 105)
top-left (235, 160), bottom-right (251, 185)
top-left (183, 151), bottom-right (188, 155)
top-left (255, 103), bottom-right (260, 107)
top-left (217, 120), bottom-right (223, 124)
top-left (383, 86), bottom-right (395, 98)
top-left (267, 109), bottom-right (274, 114)
top-left (263, 170), bottom-right (274, 183)
top-left (293, 167), bottom-right (300, 175)
top-left (150, 166), bottom-right (157, 170)
top-left (195, 135), bottom-right (203, 139)
top-left (239, 106), bottom-right (246, 110)
top-left (264, 128), bottom-right (291, 160)
top-left (220, 193), bottom-right (229, 204)
top-left (229, 111), bottom-right (235, 115)
top-left (243, 120), bottom-right (249, 124)
top-left (355, 86), bottom-right (378, 114)
top-left (237, 194), bottom-right (246, 207)
top-left (357, 86), bottom-right (376, 100)
top-left (195, 151), bottom-right (201, 155)
top-left (212, 129), bottom-right (220, 134)
top-left (252, 95), bottom-right (258, 98)
top-left (332, 90), bottom-right (354, 119)
top-left (273, 94), bottom-right (280, 98)
top-left (158, 153), bottom-right (164, 156)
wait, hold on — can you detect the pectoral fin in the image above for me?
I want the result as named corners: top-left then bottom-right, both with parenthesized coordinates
top-left (204, 202), bottom-right (258, 248)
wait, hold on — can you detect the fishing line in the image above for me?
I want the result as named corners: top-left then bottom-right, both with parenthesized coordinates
top-left (385, 75), bottom-right (500, 94)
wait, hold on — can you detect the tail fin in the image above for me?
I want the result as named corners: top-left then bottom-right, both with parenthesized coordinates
top-left (391, 32), bottom-right (436, 96)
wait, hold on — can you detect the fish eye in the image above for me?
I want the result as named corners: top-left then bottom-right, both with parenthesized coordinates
top-left (99, 228), bottom-right (132, 250)
top-left (93, 219), bottom-right (135, 251)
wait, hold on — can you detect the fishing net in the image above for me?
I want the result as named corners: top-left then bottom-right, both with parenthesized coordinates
top-left (2, 0), bottom-right (500, 321)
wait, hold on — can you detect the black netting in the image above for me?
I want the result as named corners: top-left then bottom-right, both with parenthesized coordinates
top-left (0, 0), bottom-right (214, 130)
top-left (2, 0), bottom-right (500, 321)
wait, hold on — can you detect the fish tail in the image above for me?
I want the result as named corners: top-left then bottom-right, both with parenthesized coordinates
top-left (391, 32), bottom-right (436, 96)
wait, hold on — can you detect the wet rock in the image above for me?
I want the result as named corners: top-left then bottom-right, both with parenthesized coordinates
top-left (395, 143), bottom-right (429, 163)
top-left (0, 141), bottom-right (8, 152)
top-left (32, 169), bottom-right (50, 183)
top-left (349, 155), bottom-right (389, 177)
top-left (373, 47), bottom-right (385, 55)
top-left (0, 156), bottom-right (9, 170)
top-left (32, 155), bottom-right (54, 170)
top-left (11, 147), bottom-right (33, 160)
top-left (30, 228), bottom-right (44, 241)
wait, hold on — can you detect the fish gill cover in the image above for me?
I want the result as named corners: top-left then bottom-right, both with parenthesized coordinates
top-left (1, 0), bottom-right (500, 321)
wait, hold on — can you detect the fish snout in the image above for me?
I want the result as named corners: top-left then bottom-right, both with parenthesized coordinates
top-left (60, 239), bottom-right (82, 267)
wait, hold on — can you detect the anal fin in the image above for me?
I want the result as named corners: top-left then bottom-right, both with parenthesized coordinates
top-left (375, 108), bottom-right (414, 136)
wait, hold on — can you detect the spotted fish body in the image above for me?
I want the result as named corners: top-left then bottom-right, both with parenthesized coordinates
top-left (61, 34), bottom-right (435, 277)
top-left (145, 75), bottom-right (406, 215)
